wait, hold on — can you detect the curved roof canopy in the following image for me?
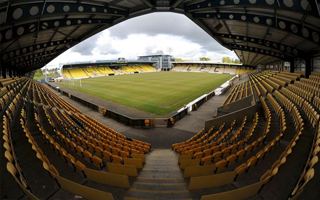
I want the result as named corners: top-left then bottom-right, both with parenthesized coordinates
top-left (1, 0), bottom-right (320, 73)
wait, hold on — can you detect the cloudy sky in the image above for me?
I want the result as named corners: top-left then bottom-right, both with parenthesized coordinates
top-left (45, 12), bottom-right (237, 68)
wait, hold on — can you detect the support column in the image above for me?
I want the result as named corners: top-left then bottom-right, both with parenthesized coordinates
top-left (16, 70), bottom-right (21, 77)
top-left (1, 67), bottom-right (6, 78)
top-left (8, 68), bottom-right (13, 77)
top-left (290, 59), bottom-right (295, 73)
top-left (13, 70), bottom-right (17, 77)
top-left (305, 57), bottom-right (313, 78)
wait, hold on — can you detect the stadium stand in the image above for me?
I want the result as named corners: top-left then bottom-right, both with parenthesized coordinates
top-left (236, 68), bottom-right (255, 75)
top-left (62, 65), bottom-right (156, 79)
top-left (1, 78), bottom-right (151, 199)
top-left (2, 71), bottom-right (320, 199)
top-left (172, 63), bottom-right (254, 75)
top-left (171, 70), bottom-right (320, 200)
top-left (223, 81), bottom-right (254, 105)
top-left (2, 1), bottom-right (320, 200)
top-left (63, 68), bottom-right (89, 79)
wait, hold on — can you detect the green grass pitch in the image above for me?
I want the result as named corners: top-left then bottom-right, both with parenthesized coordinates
top-left (58, 72), bottom-right (232, 116)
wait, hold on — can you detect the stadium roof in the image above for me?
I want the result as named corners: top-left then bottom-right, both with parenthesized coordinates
top-left (172, 61), bottom-right (242, 66)
top-left (62, 60), bottom-right (155, 68)
top-left (1, 0), bottom-right (320, 73)
top-left (138, 54), bottom-right (173, 57)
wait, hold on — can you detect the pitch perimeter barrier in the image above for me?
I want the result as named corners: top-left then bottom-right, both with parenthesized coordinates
top-left (70, 95), bottom-right (99, 111)
top-left (191, 91), bottom-right (215, 111)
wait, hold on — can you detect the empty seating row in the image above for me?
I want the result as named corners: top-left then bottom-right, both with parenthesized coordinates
top-left (223, 81), bottom-right (253, 105)
top-left (44, 107), bottom-right (145, 169)
top-left (249, 74), bottom-right (268, 97)
top-left (173, 124), bottom-right (225, 154)
top-left (294, 79), bottom-right (320, 97)
top-left (178, 99), bottom-right (271, 176)
top-left (29, 83), bottom-right (149, 171)
top-left (29, 81), bottom-right (150, 152)
top-left (197, 84), bottom-right (305, 199)
top-left (172, 71), bottom-right (314, 200)
top-left (186, 95), bottom-right (284, 191)
top-left (281, 86), bottom-right (319, 128)
top-left (287, 84), bottom-right (313, 103)
top-left (2, 81), bottom-right (38, 199)
top-left (290, 123), bottom-right (319, 198)
top-left (248, 71), bottom-right (298, 98)
top-left (266, 94), bottom-right (287, 132)
top-left (20, 108), bottom-right (115, 200)
top-left (1, 78), bottom-right (152, 199)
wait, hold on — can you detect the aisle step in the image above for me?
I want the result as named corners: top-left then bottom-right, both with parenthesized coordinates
top-left (125, 149), bottom-right (192, 200)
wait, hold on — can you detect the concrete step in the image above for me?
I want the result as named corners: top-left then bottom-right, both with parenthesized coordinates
top-left (125, 149), bottom-right (192, 200)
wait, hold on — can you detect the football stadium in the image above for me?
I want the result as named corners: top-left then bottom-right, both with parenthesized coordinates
top-left (58, 72), bottom-right (232, 115)
top-left (1, 1), bottom-right (320, 200)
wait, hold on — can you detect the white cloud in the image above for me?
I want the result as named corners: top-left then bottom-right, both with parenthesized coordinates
top-left (45, 13), bottom-right (238, 68)
top-left (94, 31), bottom-right (204, 59)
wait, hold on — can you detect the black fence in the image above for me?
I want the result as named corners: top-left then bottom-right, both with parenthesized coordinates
top-left (61, 90), bottom-right (69, 96)
top-left (191, 91), bottom-right (215, 111)
top-left (104, 110), bottom-right (146, 127)
top-left (70, 95), bottom-right (99, 111)
top-left (168, 108), bottom-right (189, 127)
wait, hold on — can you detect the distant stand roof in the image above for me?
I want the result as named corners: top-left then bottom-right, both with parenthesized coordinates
top-left (172, 61), bottom-right (242, 66)
top-left (62, 60), bottom-right (155, 69)
top-left (138, 55), bottom-right (173, 58)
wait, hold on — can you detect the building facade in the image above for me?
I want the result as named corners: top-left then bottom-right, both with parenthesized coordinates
top-left (138, 55), bottom-right (174, 71)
